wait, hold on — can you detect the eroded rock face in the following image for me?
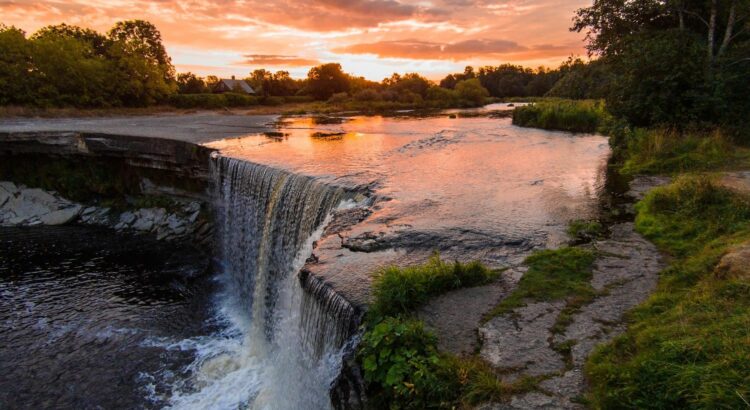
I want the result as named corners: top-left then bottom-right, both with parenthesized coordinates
top-left (0, 181), bottom-right (213, 246)
top-left (0, 183), bottom-right (82, 226)
top-left (715, 242), bottom-right (750, 280)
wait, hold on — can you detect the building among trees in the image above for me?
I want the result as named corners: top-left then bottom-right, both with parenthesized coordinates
top-left (212, 76), bottom-right (255, 94)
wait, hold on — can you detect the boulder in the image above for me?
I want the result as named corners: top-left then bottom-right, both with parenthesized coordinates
top-left (40, 205), bottom-right (82, 225)
top-left (119, 211), bottom-right (137, 225)
top-left (715, 243), bottom-right (750, 281)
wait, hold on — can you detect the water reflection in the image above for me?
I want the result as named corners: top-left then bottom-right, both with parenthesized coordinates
top-left (209, 115), bottom-right (610, 265)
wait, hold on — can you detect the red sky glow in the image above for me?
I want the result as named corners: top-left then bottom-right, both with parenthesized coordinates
top-left (1, 0), bottom-right (593, 80)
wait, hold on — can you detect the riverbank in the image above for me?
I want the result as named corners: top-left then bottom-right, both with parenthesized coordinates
top-left (0, 98), bottom-right (502, 119)
top-left (509, 99), bottom-right (750, 408)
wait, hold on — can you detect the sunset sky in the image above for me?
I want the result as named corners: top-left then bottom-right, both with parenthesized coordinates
top-left (2, 0), bottom-right (593, 80)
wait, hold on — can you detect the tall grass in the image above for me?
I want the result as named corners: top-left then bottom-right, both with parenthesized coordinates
top-left (512, 99), bottom-right (610, 133)
top-left (621, 128), bottom-right (750, 175)
top-left (370, 253), bottom-right (497, 317)
top-left (587, 176), bottom-right (750, 409)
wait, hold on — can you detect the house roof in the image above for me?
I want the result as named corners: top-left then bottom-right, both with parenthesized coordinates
top-left (218, 79), bottom-right (255, 94)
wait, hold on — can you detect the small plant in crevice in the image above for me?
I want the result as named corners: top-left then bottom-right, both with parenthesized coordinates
top-left (567, 219), bottom-right (605, 244)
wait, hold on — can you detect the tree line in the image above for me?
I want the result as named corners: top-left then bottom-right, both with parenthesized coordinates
top-left (0, 21), bottom-right (176, 107)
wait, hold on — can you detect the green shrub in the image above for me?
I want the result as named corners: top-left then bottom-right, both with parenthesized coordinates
top-left (512, 99), bottom-right (610, 133)
top-left (359, 317), bottom-right (539, 409)
top-left (587, 176), bottom-right (750, 409)
top-left (283, 95), bottom-right (314, 103)
top-left (168, 93), bottom-right (259, 108)
top-left (370, 253), bottom-right (497, 317)
top-left (359, 317), bottom-right (459, 409)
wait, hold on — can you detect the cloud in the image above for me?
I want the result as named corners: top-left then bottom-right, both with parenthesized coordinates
top-left (239, 54), bottom-right (320, 66)
top-left (333, 38), bottom-right (528, 60)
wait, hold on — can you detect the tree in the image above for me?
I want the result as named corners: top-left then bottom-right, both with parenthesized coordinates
top-left (306, 63), bottom-right (349, 100)
top-left (31, 23), bottom-right (109, 56)
top-left (0, 25), bottom-right (33, 105)
top-left (455, 78), bottom-right (489, 105)
top-left (177, 72), bottom-right (207, 94)
top-left (108, 20), bottom-right (174, 80)
top-left (573, 0), bottom-right (750, 127)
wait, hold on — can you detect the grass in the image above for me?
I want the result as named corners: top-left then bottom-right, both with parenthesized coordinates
top-left (485, 247), bottom-right (596, 319)
top-left (586, 175), bottom-right (750, 409)
top-left (512, 99), bottom-right (610, 133)
top-left (369, 252), bottom-right (499, 318)
top-left (567, 219), bottom-right (605, 243)
top-left (620, 128), bottom-right (750, 175)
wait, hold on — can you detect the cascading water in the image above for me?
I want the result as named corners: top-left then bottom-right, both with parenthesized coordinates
top-left (163, 156), bottom-right (361, 409)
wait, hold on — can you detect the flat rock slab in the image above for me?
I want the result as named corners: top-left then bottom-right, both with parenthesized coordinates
top-left (0, 113), bottom-right (279, 144)
top-left (418, 278), bottom-right (515, 356)
top-left (477, 221), bottom-right (663, 408)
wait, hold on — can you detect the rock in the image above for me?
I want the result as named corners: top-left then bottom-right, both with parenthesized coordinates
top-left (39, 205), bottom-right (82, 225)
top-left (119, 211), bottom-right (136, 225)
top-left (132, 217), bottom-right (154, 232)
top-left (189, 210), bottom-right (200, 223)
top-left (167, 214), bottom-right (185, 230)
top-left (715, 242), bottom-right (750, 280)
top-left (0, 182), bottom-right (16, 208)
top-left (0, 181), bottom-right (18, 193)
top-left (479, 301), bottom-right (567, 379)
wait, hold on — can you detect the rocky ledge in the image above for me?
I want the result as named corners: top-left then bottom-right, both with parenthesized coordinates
top-left (0, 181), bottom-right (213, 245)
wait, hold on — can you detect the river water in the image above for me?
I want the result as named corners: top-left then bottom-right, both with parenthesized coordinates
top-left (0, 112), bottom-right (609, 409)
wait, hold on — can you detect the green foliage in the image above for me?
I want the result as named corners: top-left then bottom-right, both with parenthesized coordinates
top-left (487, 247), bottom-right (596, 318)
top-left (547, 58), bottom-right (612, 100)
top-left (0, 20), bottom-right (175, 108)
top-left (621, 128), bottom-right (750, 175)
top-left (306, 63), bottom-right (350, 100)
top-left (440, 64), bottom-right (563, 98)
top-left (567, 219), bottom-right (605, 243)
top-left (606, 30), bottom-right (712, 127)
top-left (359, 317), bottom-right (458, 409)
top-left (454, 78), bottom-right (490, 105)
top-left (512, 99), bottom-right (610, 133)
top-left (370, 253), bottom-right (497, 318)
top-left (168, 93), bottom-right (259, 108)
top-left (587, 176), bottom-right (750, 409)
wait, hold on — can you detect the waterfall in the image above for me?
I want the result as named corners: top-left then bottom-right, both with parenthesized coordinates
top-left (165, 156), bottom-right (361, 409)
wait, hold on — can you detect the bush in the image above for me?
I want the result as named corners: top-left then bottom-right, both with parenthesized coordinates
top-left (261, 96), bottom-right (284, 106)
top-left (168, 93), bottom-right (259, 109)
top-left (370, 253), bottom-right (497, 317)
top-left (283, 95), bottom-right (314, 103)
top-left (512, 99), bottom-right (609, 133)
top-left (454, 78), bottom-right (489, 105)
top-left (359, 317), bottom-right (458, 409)
top-left (327, 92), bottom-right (349, 104)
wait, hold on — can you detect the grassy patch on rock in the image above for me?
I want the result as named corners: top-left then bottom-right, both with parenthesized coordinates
top-left (586, 175), bottom-right (750, 409)
top-left (369, 252), bottom-right (498, 318)
top-left (485, 247), bottom-right (596, 319)
top-left (359, 254), bottom-right (538, 409)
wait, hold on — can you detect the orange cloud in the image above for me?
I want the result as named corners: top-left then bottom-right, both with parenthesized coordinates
top-left (0, 0), bottom-right (592, 79)
top-left (239, 54), bottom-right (320, 67)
